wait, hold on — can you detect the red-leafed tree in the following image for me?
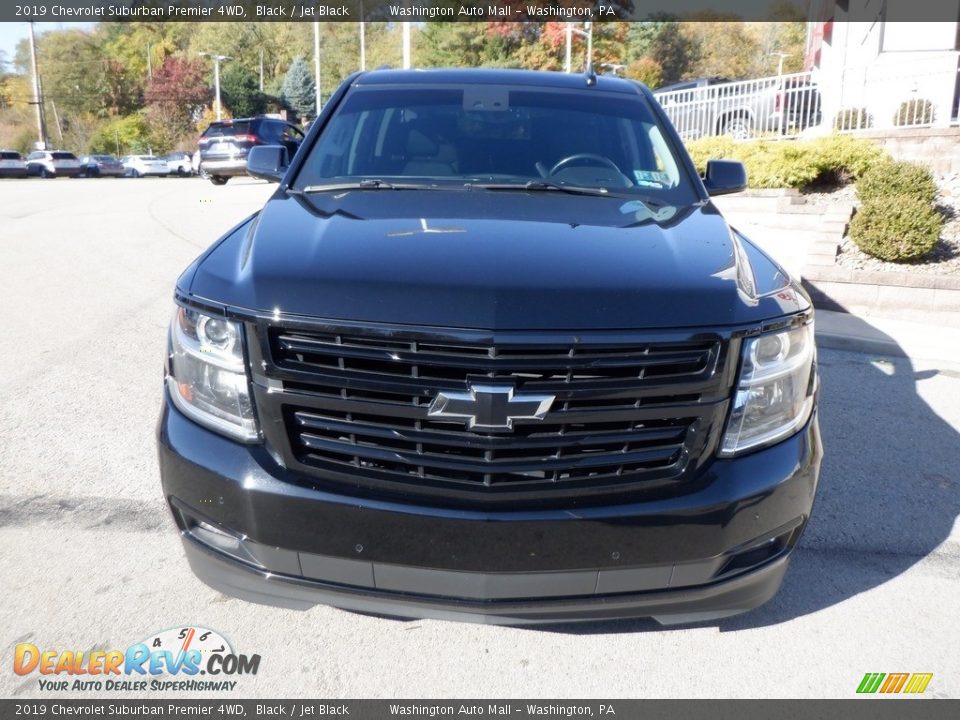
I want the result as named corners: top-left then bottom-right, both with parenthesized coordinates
top-left (144, 56), bottom-right (210, 153)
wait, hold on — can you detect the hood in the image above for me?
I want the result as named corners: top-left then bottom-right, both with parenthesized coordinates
top-left (185, 189), bottom-right (806, 330)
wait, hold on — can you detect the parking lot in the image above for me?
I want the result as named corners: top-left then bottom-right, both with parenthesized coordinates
top-left (1, 176), bottom-right (958, 699)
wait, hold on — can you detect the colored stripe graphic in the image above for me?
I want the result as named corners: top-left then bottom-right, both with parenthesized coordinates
top-left (903, 673), bottom-right (933, 694)
top-left (857, 672), bottom-right (932, 694)
top-left (880, 673), bottom-right (909, 693)
top-left (856, 673), bottom-right (885, 693)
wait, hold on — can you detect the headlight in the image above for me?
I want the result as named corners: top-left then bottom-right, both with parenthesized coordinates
top-left (166, 306), bottom-right (259, 442)
top-left (720, 322), bottom-right (816, 456)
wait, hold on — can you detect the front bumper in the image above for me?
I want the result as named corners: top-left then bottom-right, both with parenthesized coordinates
top-left (158, 396), bottom-right (821, 625)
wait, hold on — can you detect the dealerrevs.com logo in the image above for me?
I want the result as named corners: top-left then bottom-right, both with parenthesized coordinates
top-left (856, 673), bottom-right (933, 694)
top-left (13, 626), bottom-right (260, 692)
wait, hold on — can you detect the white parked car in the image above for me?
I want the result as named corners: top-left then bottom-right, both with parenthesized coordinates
top-left (162, 151), bottom-right (194, 177)
top-left (0, 149), bottom-right (28, 178)
top-left (25, 150), bottom-right (82, 178)
top-left (121, 155), bottom-right (169, 178)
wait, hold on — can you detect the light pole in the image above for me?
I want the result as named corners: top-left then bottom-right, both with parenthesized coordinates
top-left (314, 21), bottom-right (322, 116)
top-left (564, 22), bottom-right (594, 73)
top-left (359, 1), bottom-right (366, 72)
top-left (199, 52), bottom-right (231, 121)
top-left (402, 22), bottom-right (411, 69)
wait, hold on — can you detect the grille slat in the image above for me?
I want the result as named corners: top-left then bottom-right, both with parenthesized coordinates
top-left (259, 324), bottom-right (729, 502)
top-left (294, 410), bottom-right (689, 451)
top-left (278, 332), bottom-right (710, 373)
top-left (300, 433), bottom-right (682, 475)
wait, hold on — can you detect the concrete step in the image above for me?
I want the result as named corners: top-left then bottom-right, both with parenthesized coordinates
top-left (805, 252), bottom-right (840, 267)
top-left (729, 225), bottom-right (838, 245)
top-left (719, 211), bottom-right (847, 232)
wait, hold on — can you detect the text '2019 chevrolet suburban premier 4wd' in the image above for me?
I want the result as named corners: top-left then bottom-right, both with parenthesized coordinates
top-left (158, 69), bottom-right (822, 626)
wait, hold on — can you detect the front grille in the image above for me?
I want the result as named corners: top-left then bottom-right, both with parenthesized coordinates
top-left (252, 323), bottom-right (733, 505)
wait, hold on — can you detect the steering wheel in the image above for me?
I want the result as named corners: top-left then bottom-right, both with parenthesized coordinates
top-left (548, 153), bottom-right (624, 177)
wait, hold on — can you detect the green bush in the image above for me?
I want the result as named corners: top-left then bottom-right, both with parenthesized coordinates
top-left (856, 160), bottom-right (938, 205)
top-left (833, 107), bottom-right (873, 130)
top-left (894, 98), bottom-right (935, 126)
top-left (89, 113), bottom-right (150, 156)
top-left (810, 133), bottom-right (886, 182)
top-left (738, 141), bottom-right (822, 188)
top-left (684, 136), bottom-right (737, 176)
top-left (684, 134), bottom-right (887, 189)
top-left (849, 198), bottom-right (941, 262)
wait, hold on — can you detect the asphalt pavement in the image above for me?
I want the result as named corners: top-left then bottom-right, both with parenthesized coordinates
top-left (0, 176), bottom-right (957, 699)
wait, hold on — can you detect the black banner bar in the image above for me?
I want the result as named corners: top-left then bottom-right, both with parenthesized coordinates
top-left (1, 700), bottom-right (959, 720)
top-left (2, 0), bottom-right (959, 23)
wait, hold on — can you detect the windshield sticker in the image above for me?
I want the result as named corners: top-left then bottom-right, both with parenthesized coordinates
top-left (633, 170), bottom-right (670, 187)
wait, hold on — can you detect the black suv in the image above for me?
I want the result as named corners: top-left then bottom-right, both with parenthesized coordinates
top-left (158, 69), bottom-right (822, 625)
top-left (197, 116), bottom-right (304, 185)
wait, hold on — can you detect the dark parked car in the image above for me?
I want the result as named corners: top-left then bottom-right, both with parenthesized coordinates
top-left (25, 150), bottom-right (82, 178)
top-left (0, 149), bottom-right (28, 178)
top-left (159, 69), bottom-right (822, 625)
top-left (197, 117), bottom-right (304, 185)
top-left (79, 154), bottom-right (125, 178)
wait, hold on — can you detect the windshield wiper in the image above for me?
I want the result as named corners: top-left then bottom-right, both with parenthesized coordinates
top-left (464, 180), bottom-right (624, 197)
top-left (299, 179), bottom-right (439, 193)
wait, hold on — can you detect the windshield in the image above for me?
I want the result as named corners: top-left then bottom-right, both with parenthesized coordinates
top-left (293, 85), bottom-right (698, 204)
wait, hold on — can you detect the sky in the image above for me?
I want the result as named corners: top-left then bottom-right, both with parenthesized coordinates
top-left (0, 22), bottom-right (96, 69)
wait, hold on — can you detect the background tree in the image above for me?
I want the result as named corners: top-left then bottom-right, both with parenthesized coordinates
top-left (626, 57), bottom-right (664, 89)
top-left (649, 23), bottom-right (700, 83)
top-left (681, 20), bottom-right (759, 80)
top-left (281, 57), bottom-right (316, 121)
top-left (144, 56), bottom-right (208, 152)
top-left (220, 64), bottom-right (265, 117)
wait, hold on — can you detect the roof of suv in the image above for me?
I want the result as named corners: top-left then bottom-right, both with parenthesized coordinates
top-left (207, 117), bottom-right (291, 125)
top-left (353, 68), bottom-right (646, 95)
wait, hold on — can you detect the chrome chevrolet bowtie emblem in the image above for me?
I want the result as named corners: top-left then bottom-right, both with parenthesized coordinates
top-left (428, 384), bottom-right (555, 431)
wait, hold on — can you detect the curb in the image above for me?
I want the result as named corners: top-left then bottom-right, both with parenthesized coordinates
top-left (815, 328), bottom-right (960, 374)
top-left (814, 330), bottom-right (907, 359)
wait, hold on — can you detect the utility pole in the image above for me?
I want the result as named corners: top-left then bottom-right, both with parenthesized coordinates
top-left (27, 21), bottom-right (47, 148)
top-left (199, 52), bottom-right (231, 121)
top-left (402, 22), bottom-right (411, 69)
top-left (313, 21), bottom-right (322, 115)
top-left (146, 44), bottom-right (152, 81)
top-left (51, 100), bottom-right (63, 144)
top-left (259, 48), bottom-right (264, 92)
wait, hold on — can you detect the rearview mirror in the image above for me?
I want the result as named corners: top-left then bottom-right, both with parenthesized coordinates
top-left (703, 159), bottom-right (747, 196)
top-left (247, 145), bottom-right (289, 183)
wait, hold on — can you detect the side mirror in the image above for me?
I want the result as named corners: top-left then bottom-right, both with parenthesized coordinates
top-left (247, 145), bottom-right (289, 183)
top-left (702, 159), bottom-right (747, 196)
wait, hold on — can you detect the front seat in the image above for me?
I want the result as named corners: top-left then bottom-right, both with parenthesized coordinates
top-left (401, 128), bottom-right (459, 176)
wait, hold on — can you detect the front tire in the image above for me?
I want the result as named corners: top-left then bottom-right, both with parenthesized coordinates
top-left (722, 116), bottom-right (752, 140)
top-left (209, 176), bottom-right (228, 186)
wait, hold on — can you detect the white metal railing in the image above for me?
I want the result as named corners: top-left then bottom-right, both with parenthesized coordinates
top-left (653, 58), bottom-right (959, 140)
top-left (829, 54), bottom-right (959, 132)
top-left (652, 72), bottom-right (821, 141)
